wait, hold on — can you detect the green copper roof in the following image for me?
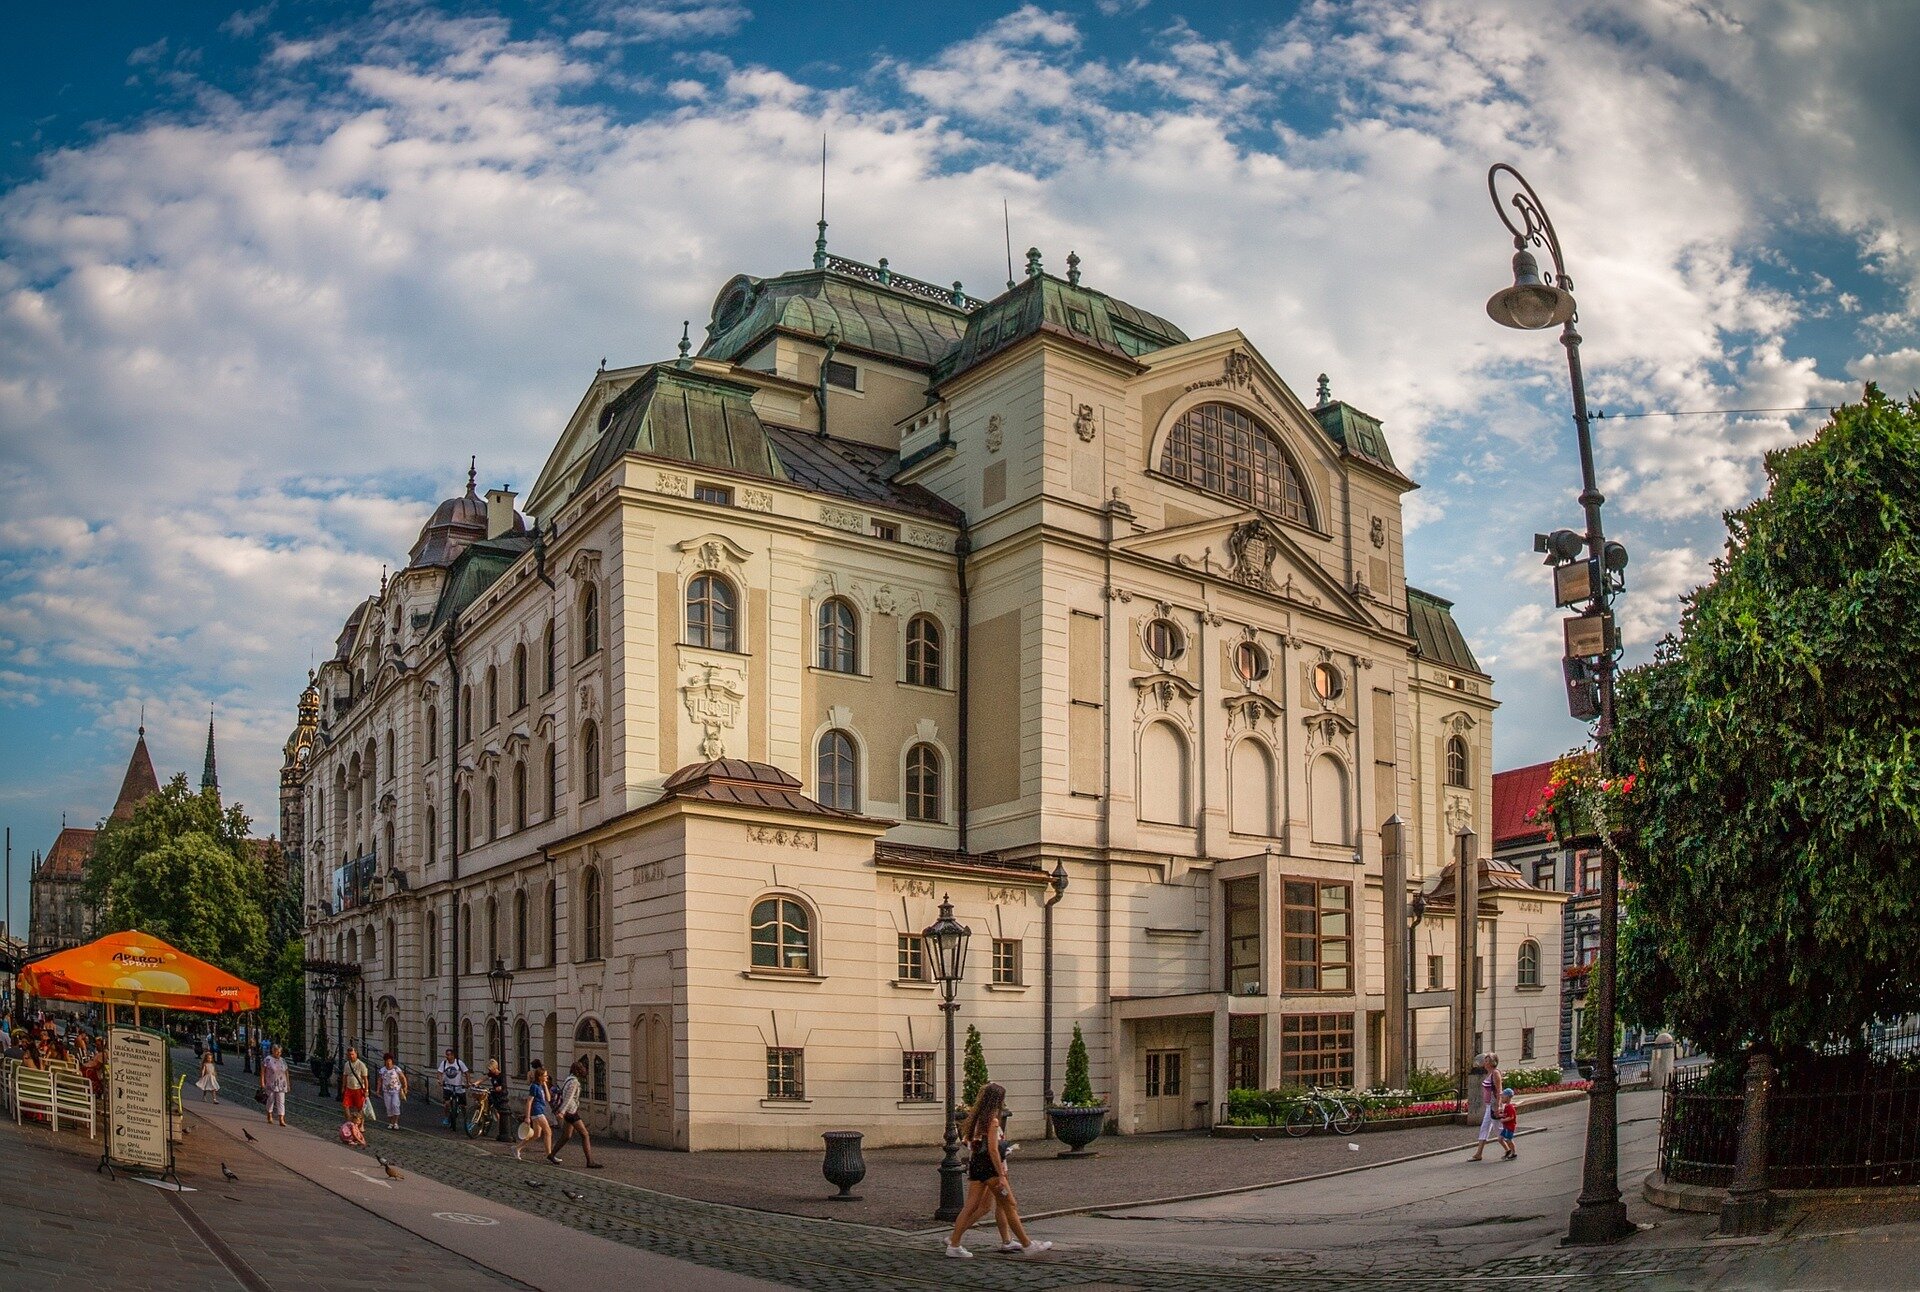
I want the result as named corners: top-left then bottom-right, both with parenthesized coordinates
top-left (1407, 586), bottom-right (1484, 675)
top-left (575, 364), bottom-right (788, 496)
top-left (930, 264), bottom-right (1188, 386)
top-left (1312, 399), bottom-right (1402, 475)
top-left (699, 263), bottom-right (973, 369)
top-left (431, 534), bottom-right (534, 631)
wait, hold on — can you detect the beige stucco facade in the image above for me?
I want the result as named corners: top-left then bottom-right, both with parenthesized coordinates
top-left (297, 248), bottom-right (1555, 1149)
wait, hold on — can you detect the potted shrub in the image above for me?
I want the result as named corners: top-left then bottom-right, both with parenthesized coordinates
top-left (1047, 1023), bottom-right (1106, 1157)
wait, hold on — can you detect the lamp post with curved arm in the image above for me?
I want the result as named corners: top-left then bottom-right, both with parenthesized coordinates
top-left (1484, 162), bottom-right (1633, 1247)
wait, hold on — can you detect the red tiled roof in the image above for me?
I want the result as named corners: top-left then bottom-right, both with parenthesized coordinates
top-left (1492, 760), bottom-right (1556, 848)
top-left (40, 827), bottom-right (97, 879)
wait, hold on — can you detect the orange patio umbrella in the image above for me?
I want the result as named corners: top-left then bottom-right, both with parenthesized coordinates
top-left (19, 929), bottom-right (260, 1018)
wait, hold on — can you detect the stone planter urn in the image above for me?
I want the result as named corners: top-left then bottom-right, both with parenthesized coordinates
top-left (822, 1131), bottom-right (866, 1200)
top-left (1047, 1106), bottom-right (1106, 1158)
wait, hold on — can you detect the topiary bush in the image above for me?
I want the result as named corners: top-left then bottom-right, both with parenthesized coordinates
top-left (1059, 1022), bottom-right (1099, 1106)
top-left (963, 1024), bottom-right (990, 1107)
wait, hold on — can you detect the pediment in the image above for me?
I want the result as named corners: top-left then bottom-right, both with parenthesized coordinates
top-left (1113, 511), bottom-right (1376, 624)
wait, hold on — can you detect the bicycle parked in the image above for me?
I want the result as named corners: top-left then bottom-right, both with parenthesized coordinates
top-left (464, 1087), bottom-right (497, 1138)
top-left (1285, 1087), bottom-right (1362, 1137)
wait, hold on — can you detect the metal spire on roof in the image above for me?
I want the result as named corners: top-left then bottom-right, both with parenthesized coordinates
top-left (677, 320), bottom-right (692, 365)
top-left (1066, 251), bottom-right (1081, 286)
top-left (1004, 199), bottom-right (1014, 289)
top-left (1025, 247), bottom-right (1043, 279)
top-left (467, 456), bottom-right (478, 495)
top-left (813, 134), bottom-right (829, 270)
top-left (1316, 373), bottom-right (1331, 406)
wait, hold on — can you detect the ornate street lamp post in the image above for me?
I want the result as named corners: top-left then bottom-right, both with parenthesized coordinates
top-left (1485, 162), bottom-right (1633, 1246)
top-left (1041, 861), bottom-right (1069, 1130)
top-left (488, 957), bottom-right (515, 1143)
top-left (923, 895), bottom-right (972, 1222)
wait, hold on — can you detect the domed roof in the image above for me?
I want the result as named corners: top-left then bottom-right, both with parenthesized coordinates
top-left (409, 460), bottom-right (490, 569)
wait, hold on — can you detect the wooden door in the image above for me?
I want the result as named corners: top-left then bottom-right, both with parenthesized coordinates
top-left (1143, 1048), bottom-right (1188, 1132)
top-left (630, 1005), bottom-right (674, 1147)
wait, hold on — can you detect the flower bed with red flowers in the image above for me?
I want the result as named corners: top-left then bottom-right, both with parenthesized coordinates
top-left (1364, 1099), bottom-right (1465, 1121)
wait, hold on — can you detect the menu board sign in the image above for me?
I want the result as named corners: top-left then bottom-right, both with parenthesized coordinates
top-left (107, 1025), bottom-right (170, 1173)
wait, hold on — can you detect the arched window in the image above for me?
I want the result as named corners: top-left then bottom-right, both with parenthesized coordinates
top-left (461, 1018), bottom-right (474, 1068)
top-left (750, 895), bottom-right (814, 973)
top-left (545, 744), bottom-right (558, 817)
top-left (514, 889), bottom-right (528, 967)
top-left (1310, 753), bottom-right (1351, 846)
top-left (817, 598), bottom-right (858, 673)
top-left (426, 807), bottom-right (437, 867)
top-left (485, 665), bottom-right (498, 728)
top-left (543, 619), bottom-right (557, 693)
top-left (905, 744), bottom-right (942, 822)
top-left (459, 791), bottom-right (472, 850)
top-left (383, 821), bottom-right (395, 869)
top-left (687, 573), bottom-right (738, 651)
top-left (385, 917), bottom-right (396, 978)
top-left (427, 1016), bottom-right (438, 1062)
top-left (426, 910), bottom-right (439, 977)
top-left (546, 879), bottom-right (558, 964)
top-left (384, 729), bottom-right (395, 779)
top-left (513, 644), bottom-right (528, 711)
top-left (514, 1019), bottom-right (531, 1077)
top-left (1518, 939), bottom-right (1541, 988)
top-left (575, 1016), bottom-right (607, 1045)
top-left (580, 722), bottom-right (601, 800)
top-left (486, 775), bottom-right (498, 840)
top-left (543, 1013), bottom-right (557, 1075)
top-left (486, 895), bottom-right (498, 966)
top-left (461, 902), bottom-right (472, 970)
top-left (581, 866), bottom-right (603, 961)
top-left (1138, 722), bottom-right (1190, 825)
top-left (1446, 735), bottom-right (1470, 788)
top-left (1159, 401), bottom-right (1311, 524)
top-left (1230, 739), bottom-right (1276, 836)
top-left (905, 615), bottom-right (942, 687)
top-left (426, 706), bottom-right (438, 761)
top-left (580, 584), bottom-right (601, 658)
top-left (513, 760), bottom-right (527, 831)
top-left (461, 686), bottom-right (473, 743)
top-left (817, 729), bottom-right (858, 811)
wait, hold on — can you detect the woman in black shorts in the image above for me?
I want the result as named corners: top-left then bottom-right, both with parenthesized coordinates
top-left (942, 1082), bottom-right (1050, 1258)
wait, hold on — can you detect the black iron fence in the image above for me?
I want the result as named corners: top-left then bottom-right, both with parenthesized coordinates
top-left (1661, 1026), bottom-right (1920, 1189)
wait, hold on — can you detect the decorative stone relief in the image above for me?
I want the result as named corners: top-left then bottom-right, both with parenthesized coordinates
top-left (568, 548), bottom-right (603, 584)
top-left (1225, 521), bottom-right (1279, 592)
top-left (905, 527), bottom-right (949, 551)
top-left (871, 585), bottom-right (898, 616)
top-left (682, 663), bottom-right (746, 760)
top-left (655, 472), bottom-right (691, 497)
top-left (1370, 516), bottom-right (1386, 548)
top-left (1073, 403), bottom-right (1096, 442)
top-left (1443, 711), bottom-right (1476, 734)
top-left (819, 505), bottom-right (865, 533)
top-left (576, 681), bottom-right (601, 722)
top-left (987, 887), bottom-right (1030, 905)
top-left (890, 878), bottom-right (936, 897)
top-left (635, 860), bottom-right (667, 885)
top-left (1444, 794), bottom-right (1474, 833)
top-left (748, 826), bottom-right (818, 850)
top-left (985, 414), bottom-right (1004, 454)
top-left (914, 717), bottom-right (939, 743)
top-left (741, 488), bottom-right (774, 512)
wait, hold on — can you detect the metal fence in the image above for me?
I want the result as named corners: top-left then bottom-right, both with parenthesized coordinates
top-left (1661, 1029), bottom-right (1920, 1189)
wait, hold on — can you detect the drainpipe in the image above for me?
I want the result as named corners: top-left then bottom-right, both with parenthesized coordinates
top-left (1042, 860), bottom-right (1069, 1131)
top-left (954, 516), bottom-right (972, 854)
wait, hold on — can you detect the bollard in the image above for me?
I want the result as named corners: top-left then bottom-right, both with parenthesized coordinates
top-left (822, 1131), bottom-right (866, 1201)
top-left (1648, 1030), bottom-right (1675, 1090)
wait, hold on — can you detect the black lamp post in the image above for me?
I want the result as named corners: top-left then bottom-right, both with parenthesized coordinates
top-left (1041, 861), bottom-right (1069, 1131)
top-left (923, 895), bottom-right (972, 1222)
top-left (488, 957), bottom-right (514, 1143)
top-left (1485, 162), bottom-right (1633, 1247)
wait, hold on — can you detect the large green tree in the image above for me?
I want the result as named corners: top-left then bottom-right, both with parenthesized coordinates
top-left (1615, 386), bottom-right (1920, 1057)
top-left (85, 773), bottom-right (270, 977)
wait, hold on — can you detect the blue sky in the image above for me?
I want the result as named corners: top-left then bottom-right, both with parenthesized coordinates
top-left (5, 0), bottom-right (1920, 928)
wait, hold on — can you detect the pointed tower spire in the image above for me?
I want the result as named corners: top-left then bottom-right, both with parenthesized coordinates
top-left (201, 709), bottom-right (219, 798)
top-left (467, 456), bottom-right (479, 496)
top-left (111, 726), bottom-right (159, 822)
top-left (813, 133), bottom-right (829, 269)
top-left (677, 320), bottom-right (692, 365)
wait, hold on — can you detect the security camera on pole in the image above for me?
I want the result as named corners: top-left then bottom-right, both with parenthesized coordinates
top-left (1485, 162), bottom-right (1634, 1246)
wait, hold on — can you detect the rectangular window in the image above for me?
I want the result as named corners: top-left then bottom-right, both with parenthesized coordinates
top-left (1427, 954), bottom-right (1444, 990)
top-left (1224, 876), bottom-right (1261, 994)
top-left (694, 482), bottom-right (733, 507)
top-left (1280, 1013), bottom-right (1354, 1088)
top-left (991, 938), bottom-right (1022, 986)
top-left (1576, 925), bottom-right (1599, 966)
top-left (766, 1047), bottom-right (805, 1101)
top-left (896, 933), bottom-right (925, 982)
top-left (1580, 849), bottom-right (1603, 894)
top-left (1474, 955), bottom-right (1484, 992)
top-left (1145, 1049), bottom-right (1183, 1098)
top-left (1521, 1027), bottom-right (1536, 1061)
top-left (901, 1051), bottom-right (935, 1102)
top-left (1281, 879), bottom-right (1352, 992)
top-left (1228, 1017), bottom-right (1261, 1091)
top-left (824, 358), bottom-right (859, 390)
top-left (870, 519), bottom-right (899, 541)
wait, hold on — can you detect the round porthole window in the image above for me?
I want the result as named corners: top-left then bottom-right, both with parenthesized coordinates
top-left (1234, 640), bottom-right (1269, 683)
top-left (1145, 617), bottom-right (1185, 665)
top-left (1312, 661), bottom-right (1344, 703)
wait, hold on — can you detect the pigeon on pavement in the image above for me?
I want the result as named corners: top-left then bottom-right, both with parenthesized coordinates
top-left (220, 1163), bottom-right (239, 1182)
top-left (378, 1155), bottom-right (405, 1180)
top-left (562, 1189), bottom-right (585, 1202)
top-left (523, 1179), bottom-right (545, 1189)
top-left (242, 1128), bottom-right (259, 1143)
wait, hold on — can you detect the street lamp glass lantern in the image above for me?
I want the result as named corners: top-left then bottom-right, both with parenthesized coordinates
top-left (487, 957), bottom-right (514, 1009)
top-left (1487, 248), bottom-right (1576, 331)
top-left (921, 895), bottom-right (971, 984)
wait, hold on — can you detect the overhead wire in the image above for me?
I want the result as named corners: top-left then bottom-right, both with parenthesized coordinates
top-left (1591, 405), bottom-right (1830, 420)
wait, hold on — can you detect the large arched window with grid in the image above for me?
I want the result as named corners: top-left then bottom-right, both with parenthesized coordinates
top-left (817, 729), bottom-right (858, 811)
top-left (817, 598), bottom-right (859, 673)
top-left (686, 573), bottom-right (738, 651)
top-left (905, 743), bottom-right (942, 822)
top-left (1159, 401), bottom-right (1312, 525)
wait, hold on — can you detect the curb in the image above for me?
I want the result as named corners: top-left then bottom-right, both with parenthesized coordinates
top-left (1643, 1168), bottom-right (1920, 1215)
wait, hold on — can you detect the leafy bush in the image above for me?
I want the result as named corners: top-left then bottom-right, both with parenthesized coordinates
top-left (1059, 1023), bottom-right (1099, 1107)
top-left (1223, 1085), bottom-right (1305, 1125)
top-left (963, 1024), bottom-right (990, 1107)
top-left (1408, 1065), bottom-right (1455, 1099)
top-left (1505, 1067), bottom-right (1566, 1091)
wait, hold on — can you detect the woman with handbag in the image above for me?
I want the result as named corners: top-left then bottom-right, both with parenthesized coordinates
top-left (260, 1042), bottom-right (289, 1126)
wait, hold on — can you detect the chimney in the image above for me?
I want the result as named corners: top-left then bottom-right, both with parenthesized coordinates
top-left (485, 487), bottom-right (518, 540)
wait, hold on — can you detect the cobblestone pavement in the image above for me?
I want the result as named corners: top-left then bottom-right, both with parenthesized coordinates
top-left (0, 1092), bottom-right (526, 1291)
